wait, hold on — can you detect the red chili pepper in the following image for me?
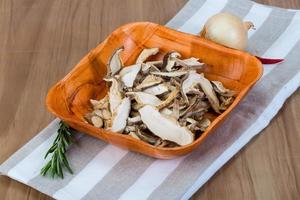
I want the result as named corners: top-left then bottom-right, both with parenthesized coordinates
top-left (255, 56), bottom-right (284, 64)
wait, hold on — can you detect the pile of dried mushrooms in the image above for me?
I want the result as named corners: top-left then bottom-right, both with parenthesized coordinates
top-left (85, 47), bottom-right (235, 147)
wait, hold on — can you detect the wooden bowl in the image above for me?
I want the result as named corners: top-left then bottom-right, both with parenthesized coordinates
top-left (46, 22), bottom-right (263, 159)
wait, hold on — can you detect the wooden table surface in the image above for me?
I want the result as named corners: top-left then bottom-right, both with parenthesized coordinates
top-left (0, 0), bottom-right (299, 199)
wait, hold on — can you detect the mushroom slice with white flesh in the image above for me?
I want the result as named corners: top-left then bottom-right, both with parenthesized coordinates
top-left (141, 63), bottom-right (160, 74)
top-left (111, 97), bottom-right (131, 133)
top-left (127, 115), bottom-right (142, 125)
top-left (198, 118), bottom-right (211, 132)
top-left (135, 74), bottom-right (163, 90)
top-left (182, 71), bottom-right (220, 113)
top-left (171, 98), bottom-right (180, 120)
top-left (93, 109), bottom-right (111, 120)
top-left (211, 81), bottom-right (236, 97)
top-left (162, 52), bottom-right (181, 71)
top-left (219, 96), bottom-right (234, 110)
top-left (175, 57), bottom-right (204, 69)
top-left (127, 92), bottom-right (162, 107)
top-left (143, 83), bottom-right (169, 96)
top-left (157, 88), bottom-right (179, 110)
top-left (160, 108), bottom-right (173, 116)
top-left (119, 64), bottom-right (141, 87)
top-left (151, 70), bottom-right (188, 78)
top-left (124, 125), bottom-right (136, 133)
top-left (181, 70), bottom-right (198, 102)
top-left (129, 132), bottom-right (141, 140)
top-left (146, 60), bottom-right (163, 67)
top-left (136, 48), bottom-right (159, 64)
top-left (107, 47), bottom-right (124, 76)
top-left (135, 128), bottom-right (160, 145)
top-left (180, 97), bottom-right (209, 117)
top-left (84, 113), bottom-right (104, 128)
top-left (186, 118), bottom-right (201, 131)
top-left (91, 116), bottom-right (104, 128)
top-left (139, 105), bottom-right (194, 146)
top-left (90, 95), bottom-right (109, 110)
top-left (103, 77), bottom-right (123, 113)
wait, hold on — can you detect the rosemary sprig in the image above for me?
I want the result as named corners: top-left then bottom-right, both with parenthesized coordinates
top-left (40, 121), bottom-right (74, 178)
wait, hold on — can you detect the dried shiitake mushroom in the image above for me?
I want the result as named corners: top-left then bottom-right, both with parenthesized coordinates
top-left (85, 47), bottom-right (235, 147)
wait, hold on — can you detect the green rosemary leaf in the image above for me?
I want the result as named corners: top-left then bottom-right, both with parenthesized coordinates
top-left (40, 120), bottom-right (75, 178)
top-left (50, 153), bottom-right (57, 178)
top-left (61, 153), bottom-right (73, 174)
top-left (56, 154), bottom-right (63, 179)
top-left (40, 161), bottom-right (51, 176)
top-left (62, 135), bottom-right (69, 147)
top-left (44, 143), bottom-right (57, 159)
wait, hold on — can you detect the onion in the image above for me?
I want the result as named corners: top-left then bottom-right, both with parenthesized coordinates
top-left (200, 12), bottom-right (254, 50)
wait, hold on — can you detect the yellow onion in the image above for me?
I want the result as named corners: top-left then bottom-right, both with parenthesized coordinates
top-left (200, 12), bottom-right (254, 50)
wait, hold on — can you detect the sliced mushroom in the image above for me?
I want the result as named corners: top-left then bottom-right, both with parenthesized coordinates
top-left (91, 116), bottom-right (103, 128)
top-left (135, 74), bottom-right (163, 90)
top-left (219, 96), bottom-right (234, 110)
top-left (139, 105), bottom-right (194, 146)
top-left (160, 108), bottom-right (173, 116)
top-left (198, 118), bottom-right (211, 132)
top-left (187, 88), bottom-right (205, 96)
top-left (136, 48), bottom-right (159, 64)
top-left (93, 109), bottom-right (111, 120)
top-left (175, 57), bottom-right (204, 69)
top-left (211, 81), bottom-right (236, 97)
top-left (182, 71), bottom-right (220, 113)
top-left (119, 64), bottom-right (141, 87)
top-left (135, 128), bottom-right (160, 145)
top-left (141, 63), bottom-right (160, 74)
top-left (180, 97), bottom-right (209, 117)
top-left (186, 118), bottom-right (201, 131)
top-left (124, 125), bottom-right (136, 133)
top-left (111, 97), bottom-right (131, 133)
top-left (146, 60), bottom-right (163, 67)
top-left (90, 95), bottom-right (109, 110)
top-left (107, 47), bottom-right (124, 76)
top-left (181, 70), bottom-right (199, 102)
top-left (127, 115), bottom-right (142, 125)
top-left (162, 52), bottom-right (181, 71)
top-left (128, 132), bottom-right (141, 140)
top-left (143, 83), bottom-right (169, 96)
top-left (103, 77), bottom-right (123, 113)
top-left (127, 92), bottom-right (162, 107)
top-left (171, 98), bottom-right (180, 120)
top-left (151, 70), bottom-right (188, 77)
top-left (157, 88), bottom-right (179, 110)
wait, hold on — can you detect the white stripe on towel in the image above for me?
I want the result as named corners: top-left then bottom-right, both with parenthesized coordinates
top-left (53, 145), bottom-right (127, 200)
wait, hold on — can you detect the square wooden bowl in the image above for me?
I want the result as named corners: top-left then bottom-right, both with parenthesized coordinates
top-left (46, 22), bottom-right (263, 159)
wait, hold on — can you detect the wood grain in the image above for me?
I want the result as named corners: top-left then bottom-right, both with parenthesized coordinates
top-left (0, 0), bottom-right (299, 199)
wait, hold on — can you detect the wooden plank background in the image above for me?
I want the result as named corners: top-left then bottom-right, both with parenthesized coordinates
top-left (0, 0), bottom-right (299, 199)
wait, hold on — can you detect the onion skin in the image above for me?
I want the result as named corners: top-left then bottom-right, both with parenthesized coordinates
top-left (201, 12), bottom-right (253, 50)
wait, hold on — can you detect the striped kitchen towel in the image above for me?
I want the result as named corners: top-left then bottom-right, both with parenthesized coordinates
top-left (1, 0), bottom-right (300, 199)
